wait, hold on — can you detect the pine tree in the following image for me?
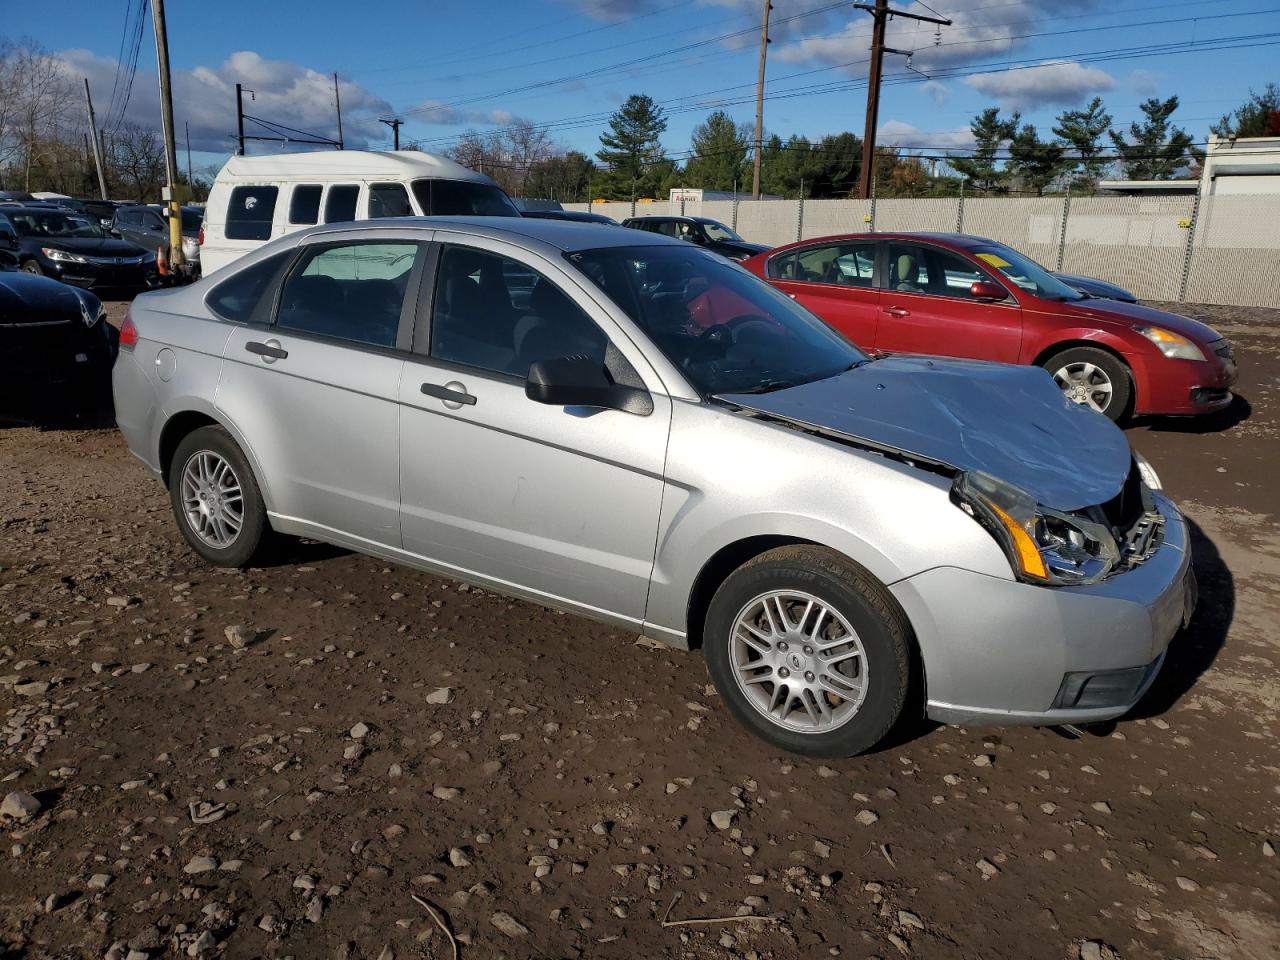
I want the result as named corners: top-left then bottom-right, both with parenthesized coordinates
top-left (682, 111), bottom-right (751, 191)
top-left (1109, 96), bottom-right (1194, 180)
top-left (1053, 97), bottom-right (1112, 187)
top-left (1210, 83), bottom-right (1280, 138)
top-left (948, 108), bottom-right (1019, 193)
top-left (595, 94), bottom-right (668, 199)
top-left (1008, 124), bottom-right (1066, 196)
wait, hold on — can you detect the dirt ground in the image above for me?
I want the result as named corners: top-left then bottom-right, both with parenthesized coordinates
top-left (0, 299), bottom-right (1277, 960)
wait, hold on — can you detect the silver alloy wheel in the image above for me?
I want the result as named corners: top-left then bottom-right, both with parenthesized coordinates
top-left (179, 451), bottom-right (244, 549)
top-left (1053, 360), bottom-right (1114, 413)
top-left (730, 590), bottom-right (869, 734)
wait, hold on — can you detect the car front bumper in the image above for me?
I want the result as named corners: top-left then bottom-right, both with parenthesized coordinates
top-left (891, 493), bottom-right (1195, 726)
top-left (42, 257), bottom-right (158, 290)
top-left (1137, 349), bottom-right (1237, 416)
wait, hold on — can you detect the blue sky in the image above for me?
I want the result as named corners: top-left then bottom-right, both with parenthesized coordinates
top-left (7, 0), bottom-right (1278, 175)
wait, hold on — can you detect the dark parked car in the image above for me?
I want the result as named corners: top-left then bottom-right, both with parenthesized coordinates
top-left (0, 190), bottom-right (36, 203)
top-left (621, 215), bottom-right (768, 261)
top-left (111, 204), bottom-right (203, 275)
top-left (0, 210), bottom-right (19, 253)
top-left (0, 248), bottom-right (119, 415)
top-left (742, 232), bottom-right (1236, 421)
top-left (1051, 271), bottom-right (1138, 303)
top-left (5, 205), bottom-right (157, 291)
top-left (521, 209), bottom-right (619, 225)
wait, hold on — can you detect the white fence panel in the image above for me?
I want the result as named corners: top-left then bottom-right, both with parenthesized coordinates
top-left (734, 200), bottom-right (801, 247)
top-left (799, 200), bottom-right (872, 241)
top-left (1185, 194), bottom-right (1280, 308)
top-left (876, 198), bottom-right (960, 233)
top-left (961, 198), bottom-right (1065, 268)
top-left (1058, 196), bottom-right (1194, 302)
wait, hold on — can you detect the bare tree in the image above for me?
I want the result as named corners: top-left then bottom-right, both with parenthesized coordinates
top-left (0, 41), bottom-right (76, 190)
top-left (443, 120), bottom-right (557, 197)
top-left (108, 123), bottom-right (166, 201)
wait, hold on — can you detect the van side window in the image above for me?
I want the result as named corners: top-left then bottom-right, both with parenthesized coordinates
top-left (368, 183), bottom-right (412, 219)
top-left (224, 186), bottom-right (278, 241)
top-left (324, 184), bottom-right (360, 224)
top-left (289, 185), bottom-right (323, 225)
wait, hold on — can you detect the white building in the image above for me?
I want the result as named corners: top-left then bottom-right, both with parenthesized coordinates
top-left (1197, 135), bottom-right (1280, 195)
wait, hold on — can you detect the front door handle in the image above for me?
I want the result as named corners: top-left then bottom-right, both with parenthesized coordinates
top-left (246, 339), bottom-right (288, 362)
top-left (883, 306), bottom-right (910, 318)
top-left (421, 381), bottom-right (476, 408)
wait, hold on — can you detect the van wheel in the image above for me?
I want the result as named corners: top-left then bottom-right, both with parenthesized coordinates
top-left (702, 546), bottom-right (912, 757)
top-left (1043, 346), bottom-right (1131, 422)
top-left (169, 425), bottom-right (272, 567)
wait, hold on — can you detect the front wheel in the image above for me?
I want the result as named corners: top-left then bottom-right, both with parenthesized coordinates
top-left (21, 260), bottom-right (43, 276)
top-left (1043, 346), bottom-right (1132, 422)
top-left (169, 425), bottom-right (272, 567)
top-left (703, 546), bottom-right (912, 757)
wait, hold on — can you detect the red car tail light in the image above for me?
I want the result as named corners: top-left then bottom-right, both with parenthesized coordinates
top-left (198, 224), bottom-right (204, 246)
top-left (119, 310), bottom-right (138, 350)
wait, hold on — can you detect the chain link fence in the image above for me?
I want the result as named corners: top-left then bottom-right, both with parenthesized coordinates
top-left (569, 193), bottom-right (1278, 307)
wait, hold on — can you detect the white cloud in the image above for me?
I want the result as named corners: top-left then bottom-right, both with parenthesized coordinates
top-left (1128, 69), bottom-right (1161, 96)
top-left (57, 48), bottom-right (393, 155)
top-left (877, 120), bottom-right (974, 151)
top-left (922, 81), bottom-right (949, 105)
top-left (405, 100), bottom-right (523, 127)
top-left (964, 59), bottom-right (1115, 109)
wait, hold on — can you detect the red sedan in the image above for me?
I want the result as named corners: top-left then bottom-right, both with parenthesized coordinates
top-left (741, 233), bottom-right (1237, 421)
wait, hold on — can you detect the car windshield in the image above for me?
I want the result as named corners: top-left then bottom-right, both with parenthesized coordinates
top-left (700, 220), bottom-right (742, 242)
top-left (12, 210), bottom-right (106, 239)
top-left (970, 243), bottom-right (1084, 301)
top-left (412, 179), bottom-right (520, 216)
top-left (570, 245), bottom-right (867, 396)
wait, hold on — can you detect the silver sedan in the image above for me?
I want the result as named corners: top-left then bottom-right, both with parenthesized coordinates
top-left (112, 217), bottom-right (1196, 757)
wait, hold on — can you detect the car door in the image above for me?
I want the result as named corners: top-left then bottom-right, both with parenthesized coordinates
top-left (217, 235), bottom-right (427, 547)
top-left (875, 241), bottom-right (1022, 362)
top-left (397, 238), bottom-right (671, 625)
top-left (767, 240), bottom-right (881, 350)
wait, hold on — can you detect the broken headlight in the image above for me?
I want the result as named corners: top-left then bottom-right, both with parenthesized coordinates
top-left (951, 471), bottom-right (1119, 586)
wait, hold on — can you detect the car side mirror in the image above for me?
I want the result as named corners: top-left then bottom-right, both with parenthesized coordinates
top-left (525, 356), bottom-right (653, 416)
top-left (969, 280), bottom-right (1008, 302)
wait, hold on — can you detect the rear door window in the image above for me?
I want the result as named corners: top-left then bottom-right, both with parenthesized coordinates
top-left (206, 251), bottom-right (293, 322)
top-left (324, 184), bottom-right (360, 224)
top-left (289, 184), bottom-right (323, 225)
top-left (368, 182), bottom-right (413, 218)
top-left (276, 242), bottom-right (420, 349)
top-left (224, 186), bottom-right (278, 241)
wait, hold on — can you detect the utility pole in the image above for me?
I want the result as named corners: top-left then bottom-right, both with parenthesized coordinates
top-left (82, 78), bottom-right (109, 200)
top-left (150, 0), bottom-right (184, 269)
top-left (379, 117), bottom-right (403, 150)
top-left (854, 0), bottom-right (950, 199)
top-left (751, 0), bottom-right (773, 200)
top-left (235, 83), bottom-right (246, 155)
top-left (333, 72), bottom-right (344, 150)
top-left (185, 120), bottom-right (194, 192)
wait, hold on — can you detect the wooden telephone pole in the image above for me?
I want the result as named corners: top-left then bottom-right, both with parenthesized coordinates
top-left (334, 73), bottom-right (344, 149)
top-left (751, 0), bottom-right (773, 200)
top-left (150, 0), bottom-right (185, 269)
top-left (379, 117), bottom-right (403, 150)
top-left (854, 0), bottom-right (950, 199)
top-left (82, 79), bottom-right (109, 200)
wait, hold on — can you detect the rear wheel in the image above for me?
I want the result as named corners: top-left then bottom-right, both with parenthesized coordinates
top-left (703, 546), bottom-right (912, 757)
top-left (169, 425), bottom-right (272, 567)
top-left (1043, 346), bottom-right (1132, 422)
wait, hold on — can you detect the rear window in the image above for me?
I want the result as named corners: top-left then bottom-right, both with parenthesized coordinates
top-left (324, 184), bottom-right (359, 223)
top-left (411, 179), bottom-right (519, 217)
top-left (368, 182), bottom-right (413, 218)
top-left (289, 185), bottom-right (323, 225)
top-left (224, 186), bottom-right (278, 241)
top-left (206, 251), bottom-right (292, 322)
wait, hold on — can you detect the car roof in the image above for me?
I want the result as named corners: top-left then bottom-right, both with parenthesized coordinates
top-left (761, 232), bottom-right (1003, 256)
top-left (287, 215), bottom-right (681, 253)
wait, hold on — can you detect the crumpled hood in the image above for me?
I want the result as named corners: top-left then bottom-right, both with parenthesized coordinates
top-left (719, 355), bottom-right (1133, 511)
top-left (1049, 297), bottom-right (1223, 344)
top-left (0, 271), bottom-right (96, 325)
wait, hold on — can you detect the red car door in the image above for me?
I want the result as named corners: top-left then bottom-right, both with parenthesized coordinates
top-left (767, 240), bottom-right (880, 350)
top-left (876, 241), bottom-right (1022, 363)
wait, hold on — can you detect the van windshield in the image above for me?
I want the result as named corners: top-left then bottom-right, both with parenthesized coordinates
top-left (412, 179), bottom-right (519, 217)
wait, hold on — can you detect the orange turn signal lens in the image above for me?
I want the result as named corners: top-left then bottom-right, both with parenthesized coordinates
top-left (989, 502), bottom-right (1049, 581)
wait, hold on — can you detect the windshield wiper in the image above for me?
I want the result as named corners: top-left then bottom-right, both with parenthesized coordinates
top-left (731, 379), bottom-right (797, 395)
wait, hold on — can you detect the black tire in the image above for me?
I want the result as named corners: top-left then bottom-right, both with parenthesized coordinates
top-left (1042, 345), bottom-right (1132, 423)
top-left (168, 425), bottom-right (272, 567)
top-left (21, 260), bottom-right (43, 276)
top-left (703, 545), bottom-right (912, 758)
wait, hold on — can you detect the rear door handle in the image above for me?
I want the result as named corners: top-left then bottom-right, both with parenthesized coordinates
top-left (246, 339), bottom-right (288, 361)
top-left (421, 381), bottom-right (476, 408)
top-left (883, 306), bottom-right (910, 318)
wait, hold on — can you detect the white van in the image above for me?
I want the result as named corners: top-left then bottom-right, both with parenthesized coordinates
top-left (200, 150), bottom-right (519, 275)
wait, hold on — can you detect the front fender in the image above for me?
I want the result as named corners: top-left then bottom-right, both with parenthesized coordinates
top-left (1022, 321), bottom-right (1150, 408)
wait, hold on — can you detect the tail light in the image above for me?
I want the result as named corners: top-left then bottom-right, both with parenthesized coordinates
top-left (119, 309), bottom-right (138, 351)
top-left (198, 224), bottom-right (205, 246)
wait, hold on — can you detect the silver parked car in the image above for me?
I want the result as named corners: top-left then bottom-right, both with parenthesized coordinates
top-left (113, 217), bottom-right (1196, 757)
